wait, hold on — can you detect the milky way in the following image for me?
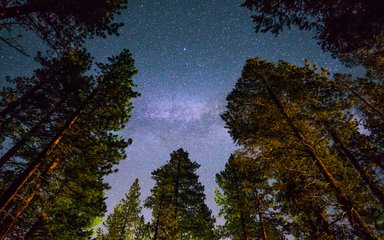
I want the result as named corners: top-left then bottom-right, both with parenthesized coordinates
top-left (98, 0), bottom-right (364, 218)
top-left (0, 0), bottom-right (363, 221)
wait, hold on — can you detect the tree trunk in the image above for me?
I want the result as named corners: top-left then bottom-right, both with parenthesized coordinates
top-left (0, 82), bottom-right (42, 123)
top-left (325, 123), bottom-right (384, 205)
top-left (239, 210), bottom-right (249, 240)
top-left (174, 158), bottom-right (180, 214)
top-left (262, 79), bottom-right (377, 240)
top-left (0, 193), bottom-right (35, 239)
top-left (24, 175), bottom-right (70, 240)
top-left (0, 158), bottom-right (60, 239)
top-left (120, 203), bottom-right (132, 240)
top-left (153, 202), bottom-right (161, 240)
top-left (0, 71), bottom-right (106, 212)
top-left (0, 110), bottom-right (78, 212)
top-left (313, 203), bottom-right (334, 238)
top-left (0, 99), bottom-right (65, 169)
top-left (255, 193), bottom-right (267, 240)
top-left (337, 79), bottom-right (384, 117)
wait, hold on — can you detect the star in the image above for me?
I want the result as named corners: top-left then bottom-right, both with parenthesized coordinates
top-left (0, 0), bottom-right (364, 222)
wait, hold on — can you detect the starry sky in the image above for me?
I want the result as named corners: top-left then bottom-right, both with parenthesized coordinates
top-left (0, 0), bottom-right (363, 221)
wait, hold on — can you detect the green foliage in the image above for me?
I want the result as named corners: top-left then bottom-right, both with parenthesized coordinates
top-left (215, 151), bottom-right (285, 240)
top-left (0, 49), bottom-right (139, 239)
top-left (222, 57), bottom-right (383, 239)
top-left (0, 0), bottom-right (128, 52)
top-left (145, 148), bottom-right (216, 240)
top-left (242, 0), bottom-right (384, 77)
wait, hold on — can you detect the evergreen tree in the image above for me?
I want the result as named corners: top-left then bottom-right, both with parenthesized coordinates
top-left (146, 164), bottom-right (178, 240)
top-left (215, 151), bottom-right (285, 240)
top-left (337, 74), bottom-right (384, 176)
top-left (0, 0), bottom-right (127, 53)
top-left (145, 148), bottom-right (216, 240)
top-left (274, 170), bottom-right (340, 239)
top-left (0, 49), bottom-right (139, 239)
top-left (103, 179), bottom-right (146, 240)
top-left (241, 0), bottom-right (384, 77)
top-left (222, 58), bottom-right (383, 239)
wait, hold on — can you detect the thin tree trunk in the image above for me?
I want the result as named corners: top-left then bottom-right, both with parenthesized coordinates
top-left (337, 80), bottom-right (384, 117)
top-left (24, 174), bottom-right (70, 240)
top-left (153, 216), bottom-right (159, 240)
top-left (0, 82), bottom-right (43, 123)
top-left (0, 192), bottom-right (35, 239)
top-left (24, 217), bottom-right (43, 240)
top-left (120, 203), bottom-right (132, 240)
top-left (0, 158), bottom-right (60, 239)
top-left (120, 215), bottom-right (128, 240)
top-left (153, 201), bottom-right (162, 240)
top-left (240, 210), bottom-right (249, 240)
top-left (313, 203), bottom-right (334, 238)
top-left (0, 111), bottom-right (78, 212)
top-left (255, 193), bottom-right (267, 240)
top-left (262, 79), bottom-right (377, 240)
top-left (174, 156), bottom-right (181, 239)
top-left (0, 72), bottom-right (105, 212)
top-left (324, 123), bottom-right (384, 205)
top-left (0, 99), bottom-right (65, 169)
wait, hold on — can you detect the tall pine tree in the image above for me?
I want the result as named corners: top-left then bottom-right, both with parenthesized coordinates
top-left (215, 150), bottom-right (285, 240)
top-left (145, 148), bottom-right (216, 240)
top-left (222, 58), bottom-right (383, 239)
top-left (0, 0), bottom-right (128, 53)
top-left (0, 49), bottom-right (139, 239)
top-left (102, 179), bottom-right (146, 240)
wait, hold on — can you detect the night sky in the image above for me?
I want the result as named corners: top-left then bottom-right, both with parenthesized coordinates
top-left (0, 0), bottom-right (363, 221)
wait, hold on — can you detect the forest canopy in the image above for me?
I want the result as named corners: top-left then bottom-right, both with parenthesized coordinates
top-left (0, 0), bottom-right (383, 239)
top-left (0, 0), bottom-right (127, 54)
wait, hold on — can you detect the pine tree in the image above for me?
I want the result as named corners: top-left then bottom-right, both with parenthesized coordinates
top-left (241, 0), bottom-right (384, 77)
top-left (222, 58), bottom-right (383, 239)
top-left (215, 151), bottom-right (285, 240)
top-left (0, 49), bottom-right (139, 239)
top-left (145, 148), bottom-right (216, 240)
top-left (103, 179), bottom-right (146, 240)
top-left (0, 0), bottom-right (128, 53)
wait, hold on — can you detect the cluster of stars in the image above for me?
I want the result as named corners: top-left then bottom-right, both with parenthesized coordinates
top-left (0, 0), bottom-right (362, 220)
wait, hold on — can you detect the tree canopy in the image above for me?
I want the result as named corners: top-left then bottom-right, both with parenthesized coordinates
top-left (145, 148), bottom-right (216, 240)
top-left (222, 57), bottom-right (383, 239)
top-left (1, 1), bottom-right (383, 239)
top-left (242, 0), bottom-right (384, 77)
top-left (0, 0), bottom-right (127, 53)
top-left (215, 151), bottom-right (285, 240)
top-left (100, 179), bottom-right (147, 240)
top-left (0, 49), bottom-right (139, 239)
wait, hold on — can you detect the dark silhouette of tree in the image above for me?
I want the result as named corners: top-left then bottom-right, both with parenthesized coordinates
top-left (242, 0), bottom-right (384, 77)
top-left (0, 49), bottom-right (92, 153)
top-left (222, 57), bottom-right (383, 239)
top-left (0, 0), bottom-right (127, 53)
top-left (145, 148), bottom-right (216, 240)
top-left (215, 151), bottom-right (285, 240)
top-left (145, 164), bottom-right (177, 240)
top-left (101, 179), bottom-right (147, 240)
top-left (0, 49), bottom-right (139, 239)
